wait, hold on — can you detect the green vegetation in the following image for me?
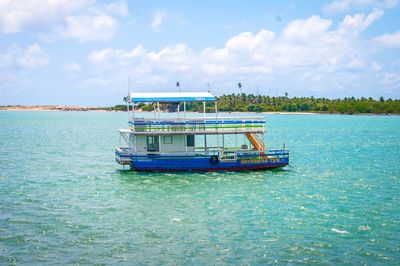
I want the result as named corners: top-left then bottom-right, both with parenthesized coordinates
top-left (111, 94), bottom-right (400, 114)
top-left (215, 94), bottom-right (400, 114)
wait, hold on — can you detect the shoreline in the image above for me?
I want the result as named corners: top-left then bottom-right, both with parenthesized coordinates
top-left (0, 106), bottom-right (398, 115)
top-left (0, 105), bottom-right (109, 112)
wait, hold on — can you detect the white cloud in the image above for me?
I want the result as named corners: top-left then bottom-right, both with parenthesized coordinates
top-left (0, 44), bottom-right (49, 68)
top-left (103, 0), bottom-right (129, 16)
top-left (283, 16), bottom-right (332, 41)
top-left (149, 10), bottom-right (168, 31)
top-left (63, 62), bottom-right (81, 72)
top-left (0, 0), bottom-right (93, 33)
top-left (337, 9), bottom-right (384, 34)
top-left (60, 14), bottom-right (118, 42)
top-left (88, 48), bottom-right (115, 63)
top-left (323, 0), bottom-right (398, 13)
top-left (374, 31), bottom-right (400, 48)
top-left (88, 45), bottom-right (146, 63)
top-left (379, 72), bottom-right (400, 84)
top-left (0, 0), bottom-right (125, 42)
top-left (84, 10), bottom-right (396, 96)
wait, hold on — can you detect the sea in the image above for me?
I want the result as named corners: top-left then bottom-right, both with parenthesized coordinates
top-left (0, 111), bottom-right (399, 265)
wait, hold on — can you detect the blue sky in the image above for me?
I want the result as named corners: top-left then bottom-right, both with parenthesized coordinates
top-left (0, 0), bottom-right (399, 106)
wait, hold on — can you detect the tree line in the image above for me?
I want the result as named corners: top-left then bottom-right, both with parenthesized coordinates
top-left (112, 94), bottom-right (400, 114)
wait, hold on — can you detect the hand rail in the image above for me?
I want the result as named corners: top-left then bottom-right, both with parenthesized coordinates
top-left (128, 118), bottom-right (266, 133)
top-left (130, 116), bottom-right (265, 122)
top-left (116, 147), bottom-right (289, 157)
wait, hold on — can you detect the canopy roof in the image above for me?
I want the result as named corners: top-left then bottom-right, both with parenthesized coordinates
top-left (130, 92), bottom-right (216, 103)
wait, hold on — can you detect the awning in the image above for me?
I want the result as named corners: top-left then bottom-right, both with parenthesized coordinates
top-left (130, 92), bottom-right (216, 103)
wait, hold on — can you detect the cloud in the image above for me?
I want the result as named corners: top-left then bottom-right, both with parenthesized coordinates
top-left (88, 45), bottom-right (145, 63)
top-left (283, 16), bottom-right (332, 41)
top-left (0, 0), bottom-right (92, 33)
top-left (378, 72), bottom-right (400, 86)
top-left (63, 62), bottom-right (82, 72)
top-left (149, 10), bottom-right (168, 31)
top-left (103, 0), bottom-right (129, 16)
top-left (83, 10), bottom-right (398, 97)
top-left (0, 44), bottom-right (49, 68)
top-left (337, 8), bottom-right (384, 34)
top-left (374, 31), bottom-right (400, 48)
top-left (60, 14), bottom-right (118, 42)
top-left (0, 0), bottom-right (126, 42)
top-left (323, 0), bottom-right (398, 13)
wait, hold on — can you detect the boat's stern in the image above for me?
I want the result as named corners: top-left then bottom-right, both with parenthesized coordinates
top-left (115, 147), bottom-right (132, 165)
top-left (266, 149), bottom-right (289, 167)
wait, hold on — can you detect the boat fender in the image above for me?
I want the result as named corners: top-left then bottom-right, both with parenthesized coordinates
top-left (210, 155), bottom-right (219, 165)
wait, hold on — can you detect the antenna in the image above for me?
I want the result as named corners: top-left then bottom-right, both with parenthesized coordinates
top-left (256, 84), bottom-right (259, 96)
top-left (207, 83), bottom-right (212, 93)
top-left (127, 75), bottom-right (133, 118)
top-left (128, 75), bottom-right (133, 101)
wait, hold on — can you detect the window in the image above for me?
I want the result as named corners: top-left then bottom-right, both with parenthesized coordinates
top-left (186, 135), bottom-right (195, 147)
top-left (164, 135), bottom-right (172, 144)
top-left (147, 136), bottom-right (155, 145)
top-left (146, 136), bottom-right (159, 152)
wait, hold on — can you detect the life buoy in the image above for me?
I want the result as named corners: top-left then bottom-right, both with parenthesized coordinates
top-left (210, 155), bottom-right (219, 165)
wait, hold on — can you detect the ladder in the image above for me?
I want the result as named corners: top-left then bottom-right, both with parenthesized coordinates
top-left (245, 133), bottom-right (265, 151)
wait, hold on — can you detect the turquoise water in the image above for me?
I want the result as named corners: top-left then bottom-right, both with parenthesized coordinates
top-left (1, 111), bottom-right (399, 265)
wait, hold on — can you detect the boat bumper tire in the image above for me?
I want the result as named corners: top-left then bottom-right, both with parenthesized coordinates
top-left (210, 155), bottom-right (220, 165)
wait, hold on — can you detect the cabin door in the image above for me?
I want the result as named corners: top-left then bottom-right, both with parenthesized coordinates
top-left (146, 136), bottom-right (159, 153)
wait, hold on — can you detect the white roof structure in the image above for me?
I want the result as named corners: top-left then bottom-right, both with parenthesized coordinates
top-left (130, 92), bottom-right (216, 102)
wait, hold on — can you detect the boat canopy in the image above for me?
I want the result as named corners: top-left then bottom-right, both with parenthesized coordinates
top-left (130, 92), bottom-right (216, 103)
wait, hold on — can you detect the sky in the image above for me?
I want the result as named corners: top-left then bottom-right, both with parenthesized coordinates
top-left (0, 0), bottom-right (400, 106)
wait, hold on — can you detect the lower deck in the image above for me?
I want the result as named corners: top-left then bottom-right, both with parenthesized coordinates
top-left (116, 149), bottom-right (289, 172)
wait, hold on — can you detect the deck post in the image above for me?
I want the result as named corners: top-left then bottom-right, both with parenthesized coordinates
top-left (134, 135), bottom-right (137, 154)
top-left (215, 101), bottom-right (219, 150)
top-left (203, 101), bottom-right (206, 117)
top-left (157, 102), bottom-right (160, 119)
top-left (235, 133), bottom-right (237, 149)
top-left (204, 135), bottom-right (207, 153)
top-left (183, 102), bottom-right (186, 119)
top-left (184, 134), bottom-right (188, 153)
top-left (263, 132), bottom-right (266, 151)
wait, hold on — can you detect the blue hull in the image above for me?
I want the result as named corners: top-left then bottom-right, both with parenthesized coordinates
top-left (125, 153), bottom-right (289, 172)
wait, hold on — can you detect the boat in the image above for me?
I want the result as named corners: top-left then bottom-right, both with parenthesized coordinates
top-left (115, 92), bottom-right (289, 172)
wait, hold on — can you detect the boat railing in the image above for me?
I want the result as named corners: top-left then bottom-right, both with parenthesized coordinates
top-left (117, 147), bottom-right (289, 160)
top-left (128, 116), bottom-right (266, 133)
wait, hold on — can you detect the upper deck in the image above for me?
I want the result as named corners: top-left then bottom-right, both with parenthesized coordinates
top-left (123, 91), bottom-right (265, 135)
top-left (127, 116), bottom-right (266, 135)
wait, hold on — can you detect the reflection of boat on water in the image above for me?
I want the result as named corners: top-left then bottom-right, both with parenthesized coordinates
top-left (115, 92), bottom-right (289, 172)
